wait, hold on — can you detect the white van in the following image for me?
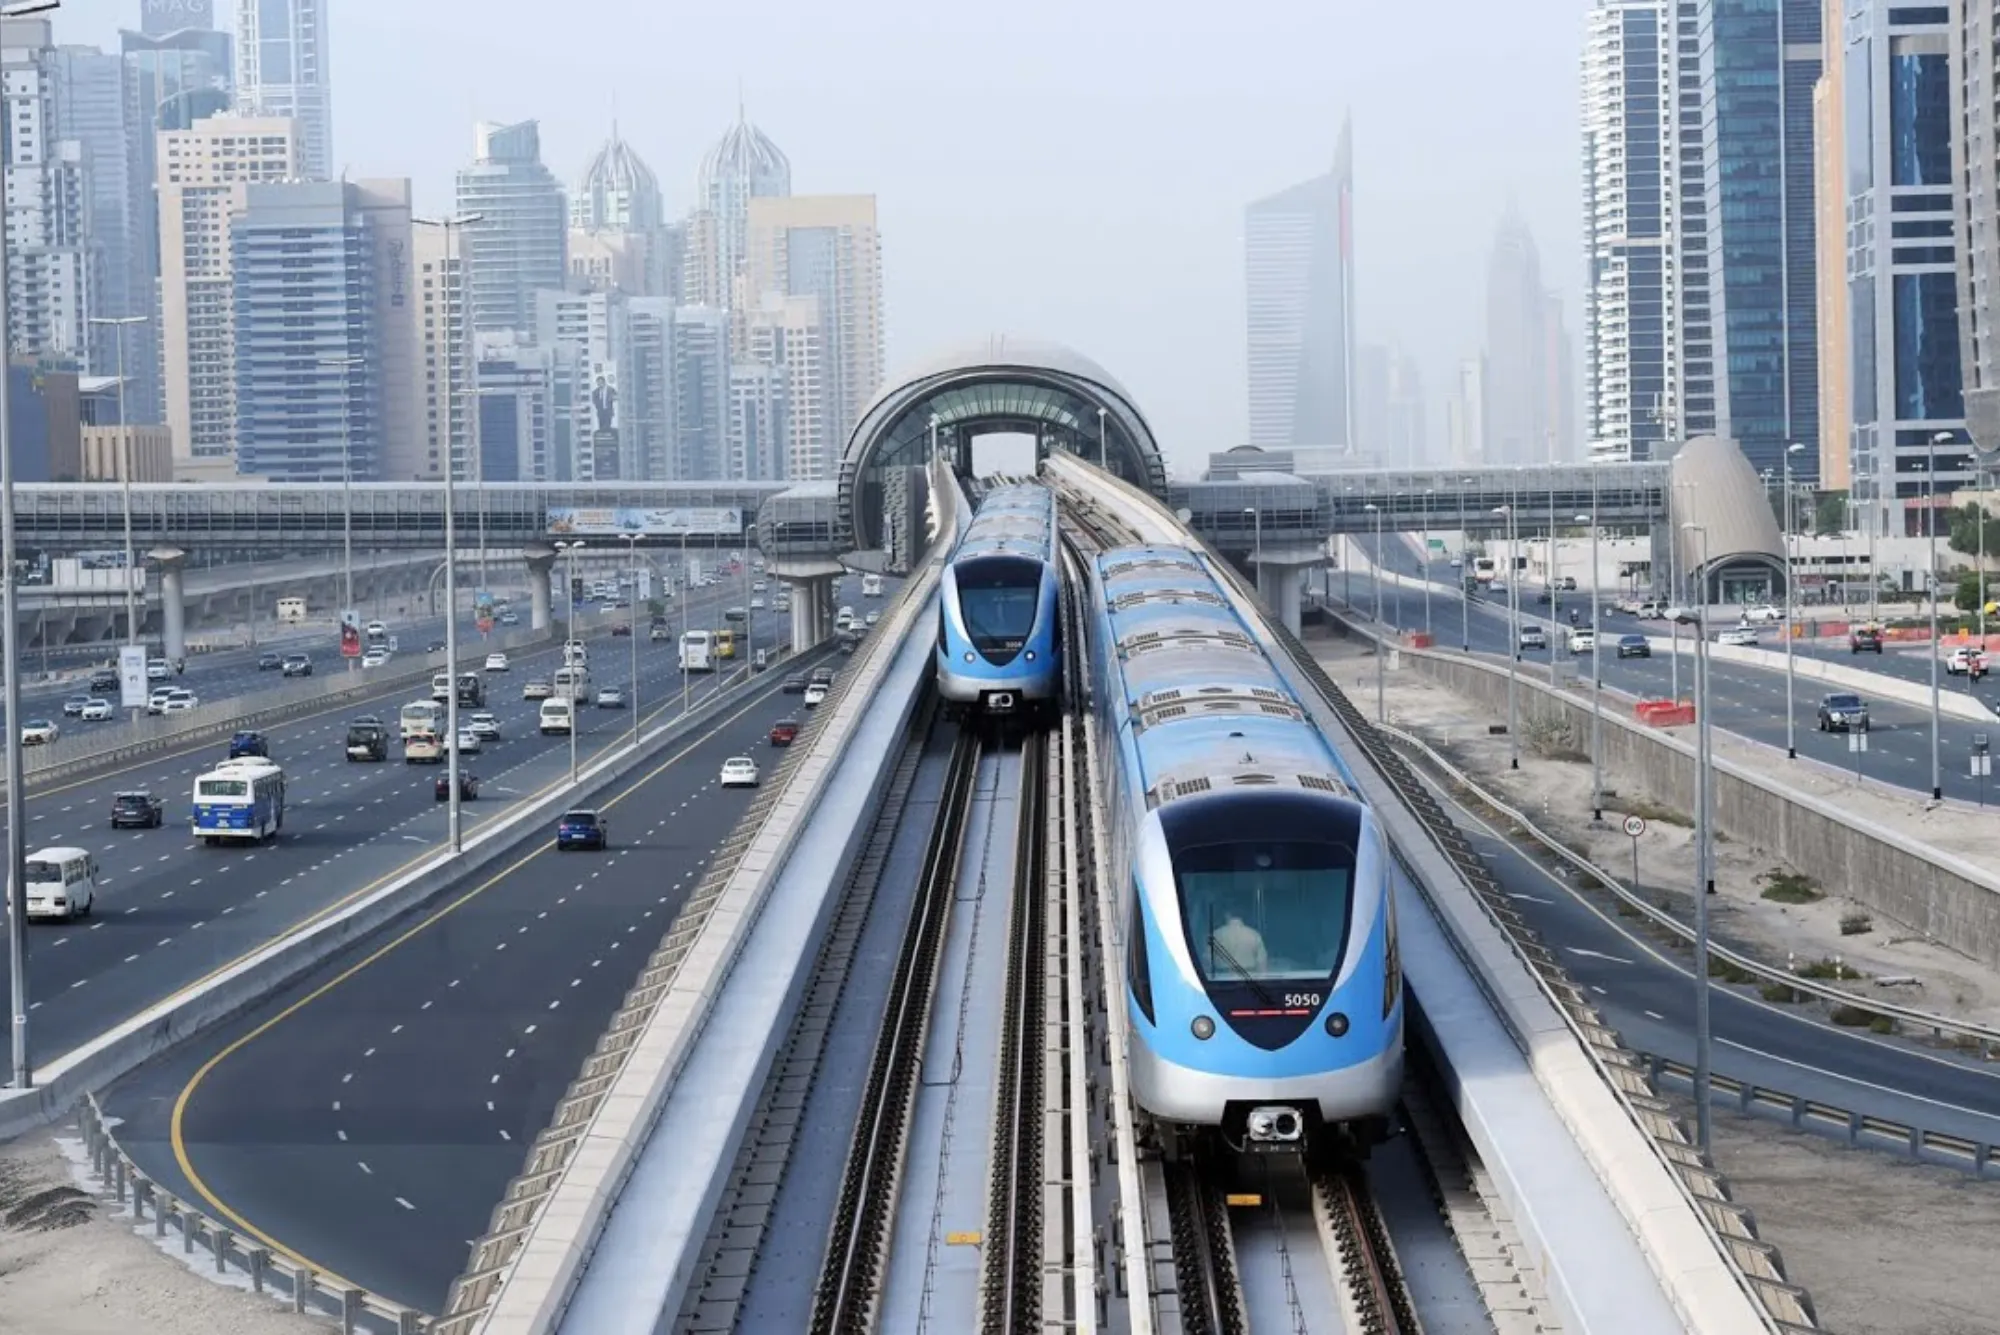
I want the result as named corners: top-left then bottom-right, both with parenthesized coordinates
top-left (553, 665), bottom-right (591, 699)
top-left (835, 606), bottom-right (857, 633)
top-left (539, 698), bottom-right (574, 735)
top-left (431, 671), bottom-right (453, 703)
top-left (563, 640), bottom-right (588, 668)
top-left (24, 846), bottom-right (97, 920)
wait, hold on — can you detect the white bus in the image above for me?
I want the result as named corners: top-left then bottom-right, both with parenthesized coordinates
top-left (401, 700), bottom-right (441, 740)
top-left (679, 629), bottom-right (714, 673)
top-left (862, 573), bottom-right (884, 598)
top-left (1472, 556), bottom-right (1497, 585)
top-left (192, 759), bottom-right (286, 844)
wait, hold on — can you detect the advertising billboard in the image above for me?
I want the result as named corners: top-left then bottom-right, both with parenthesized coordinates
top-left (340, 609), bottom-right (362, 658)
top-left (118, 645), bottom-right (149, 710)
top-left (475, 590), bottom-right (494, 634)
top-left (546, 507), bottom-right (743, 537)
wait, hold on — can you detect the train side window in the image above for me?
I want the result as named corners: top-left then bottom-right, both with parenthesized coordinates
top-left (1127, 888), bottom-right (1155, 1025)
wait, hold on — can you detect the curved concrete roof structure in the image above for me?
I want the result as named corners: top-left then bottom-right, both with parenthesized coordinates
top-left (837, 335), bottom-right (1167, 551)
top-left (1669, 435), bottom-right (1785, 595)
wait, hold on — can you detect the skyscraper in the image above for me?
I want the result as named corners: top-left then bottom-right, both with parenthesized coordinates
top-left (473, 332), bottom-right (554, 482)
top-left (1244, 119), bottom-right (1356, 452)
top-left (408, 221), bottom-right (466, 480)
top-left (50, 43), bottom-right (132, 384)
top-left (535, 288), bottom-right (633, 482)
top-left (231, 178), bottom-right (412, 482)
top-left (1446, 356), bottom-right (1488, 467)
top-left (1848, 0), bottom-right (1968, 534)
top-left (1699, 0), bottom-right (1823, 480)
top-left (1957, 0), bottom-right (2000, 459)
top-left (456, 120), bottom-right (567, 337)
top-left (570, 125), bottom-right (674, 297)
top-left (744, 194), bottom-right (884, 478)
top-left (1669, 0), bottom-right (1718, 440)
top-left (1485, 213), bottom-right (1555, 464)
top-left (234, 0), bottom-right (331, 179)
top-left (685, 109), bottom-right (792, 310)
top-left (1812, 0), bottom-right (1850, 488)
top-left (141, 1), bottom-right (216, 37)
top-left (156, 114), bottom-right (301, 475)
top-left (2, 19), bottom-right (99, 370)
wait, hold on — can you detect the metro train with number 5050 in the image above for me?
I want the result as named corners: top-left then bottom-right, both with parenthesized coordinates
top-left (936, 482), bottom-right (1061, 722)
top-left (1083, 542), bottom-right (1403, 1153)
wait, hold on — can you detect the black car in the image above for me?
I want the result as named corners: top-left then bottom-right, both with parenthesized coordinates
top-left (809, 666), bottom-right (836, 687)
top-left (257, 651), bottom-right (282, 670)
top-left (345, 720), bottom-right (389, 762)
top-left (110, 791), bottom-right (164, 829)
top-left (228, 730), bottom-right (269, 759)
top-left (427, 641), bottom-right (446, 653)
top-left (1615, 634), bottom-right (1650, 659)
top-left (1817, 692), bottom-right (1870, 732)
top-left (435, 772), bottom-right (480, 801)
top-left (782, 674), bottom-right (808, 694)
top-left (88, 669), bottom-right (118, 693)
top-left (1849, 626), bottom-right (1884, 654)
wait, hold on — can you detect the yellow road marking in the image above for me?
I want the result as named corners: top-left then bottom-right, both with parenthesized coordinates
top-left (167, 671), bottom-right (777, 1282)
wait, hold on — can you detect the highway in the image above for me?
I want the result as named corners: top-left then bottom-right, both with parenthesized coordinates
top-left (98, 618), bottom-right (862, 1312)
top-left (0, 577), bottom-right (799, 1076)
top-left (1346, 534), bottom-right (2000, 804)
top-left (1422, 768), bottom-right (2000, 1143)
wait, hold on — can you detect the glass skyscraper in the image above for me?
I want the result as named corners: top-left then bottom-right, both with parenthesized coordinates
top-left (1699, 0), bottom-right (1824, 480)
top-left (234, 0), bottom-right (332, 179)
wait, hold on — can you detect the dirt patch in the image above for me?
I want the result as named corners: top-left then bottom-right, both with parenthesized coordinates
top-left (0, 1131), bottom-right (329, 1334)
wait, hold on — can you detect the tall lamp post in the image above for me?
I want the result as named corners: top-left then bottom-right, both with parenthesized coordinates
top-left (1459, 479), bottom-right (1472, 651)
top-left (1421, 488), bottom-right (1434, 638)
top-left (1243, 507), bottom-right (1262, 603)
top-left (679, 530), bottom-right (692, 713)
top-left (1781, 442), bottom-right (1804, 758)
top-left (1365, 503), bottom-right (1385, 719)
top-left (1578, 506), bottom-right (1604, 821)
top-left (6, 0), bottom-right (64, 1092)
top-left (1494, 503), bottom-right (1520, 770)
top-left (320, 353), bottom-right (365, 671)
top-left (1929, 432), bottom-right (1950, 801)
top-left (556, 540), bottom-right (585, 785)
top-left (620, 534), bottom-right (642, 745)
top-left (87, 314), bottom-right (146, 666)
top-left (1679, 521), bottom-right (1716, 1154)
top-left (1097, 406), bottom-right (1108, 469)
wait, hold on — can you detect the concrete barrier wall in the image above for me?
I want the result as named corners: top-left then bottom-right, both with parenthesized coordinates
top-left (1394, 644), bottom-right (2000, 969)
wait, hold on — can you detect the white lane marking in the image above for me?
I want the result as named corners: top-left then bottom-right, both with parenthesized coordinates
top-left (1716, 1038), bottom-right (2000, 1121)
top-left (395, 1197), bottom-right (415, 1211)
top-left (1567, 946), bottom-right (1633, 965)
top-left (337, 1130), bottom-right (347, 1142)
top-left (341, 1072), bottom-right (354, 1084)
top-left (1644, 1010), bottom-right (1665, 1021)
top-left (357, 1162), bottom-right (372, 1175)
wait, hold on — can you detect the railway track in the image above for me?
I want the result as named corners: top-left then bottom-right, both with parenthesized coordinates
top-left (809, 728), bottom-right (984, 1333)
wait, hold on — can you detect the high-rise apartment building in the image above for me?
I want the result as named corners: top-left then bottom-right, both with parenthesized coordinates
top-left (1699, 0), bottom-right (1824, 479)
top-left (457, 120), bottom-right (566, 336)
top-left (535, 288), bottom-right (633, 482)
top-left (473, 331), bottom-right (553, 482)
top-left (231, 179), bottom-right (412, 481)
top-left (728, 362), bottom-right (788, 481)
top-left (234, 0), bottom-right (331, 179)
top-left (1486, 214), bottom-right (1559, 464)
top-left (685, 110), bottom-right (792, 310)
top-left (142, 1), bottom-right (216, 37)
top-left (2, 19), bottom-right (98, 370)
top-left (1445, 356), bottom-right (1488, 467)
top-left (744, 194), bottom-right (884, 478)
top-left (1957, 0), bottom-right (2000, 458)
top-left (743, 292), bottom-right (823, 479)
top-left (49, 44), bottom-right (133, 385)
top-left (1813, 0), bottom-right (1851, 488)
top-left (408, 220), bottom-right (467, 480)
top-left (570, 126), bottom-right (675, 297)
top-left (1244, 119), bottom-right (1356, 452)
top-left (1847, 0), bottom-right (1969, 534)
top-left (157, 114), bottom-right (300, 476)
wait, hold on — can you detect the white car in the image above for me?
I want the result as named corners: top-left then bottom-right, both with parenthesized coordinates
top-left (523, 679), bottom-right (553, 701)
top-left (146, 658), bottom-right (170, 680)
top-left (468, 711), bottom-right (501, 740)
top-left (161, 689), bottom-right (198, 712)
top-left (79, 698), bottom-right (112, 722)
top-left (865, 610), bottom-right (881, 627)
top-left (719, 757), bottom-right (760, 788)
top-left (453, 729), bottom-right (483, 755)
top-left (803, 682), bottom-right (829, 708)
top-left (1741, 604), bottom-right (1783, 624)
top-left (485, 652), bottom-right (510, 672)
top-left (596, 687), bottom-right (626, 709)
top-left (1719, 626), bottom-right (1761, 647)
top-left (361, 649), bottom-right (390, 668)
top-left (19, 720), bottom-right (58, 745)
top-left (750, 596), bottom-right (765, 610)
top-left (1567, 628), bottom-right (1596, 652)
top-left (146, 688), bottom-right (173, 714)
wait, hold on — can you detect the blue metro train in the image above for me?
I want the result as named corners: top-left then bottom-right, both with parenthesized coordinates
top-left (1084, 543), bottom-right (1403, 1153)
top-left (936, 482), bottom-right (1062, 722)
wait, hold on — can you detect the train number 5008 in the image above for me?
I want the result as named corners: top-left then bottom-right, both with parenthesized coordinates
top-left (1284, 993), bottom-right (1322, 1009)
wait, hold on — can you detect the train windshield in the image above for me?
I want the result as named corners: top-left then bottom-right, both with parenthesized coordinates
top-left (1163, 793), bottom-right (1359, 987)
top-left (955, 555), bottom-right (1042, 662)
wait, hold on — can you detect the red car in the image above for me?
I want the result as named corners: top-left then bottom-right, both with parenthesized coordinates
top-left (769, 718), bottom-right (800, 746)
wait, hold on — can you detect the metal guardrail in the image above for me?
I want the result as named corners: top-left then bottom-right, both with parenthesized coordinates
top-left (10, 627), bottom-right (554, 792)
top-left (76, 1094), bottom-right (427, 1334)
top-left (434, 549), bottom-right (946, 1334)
top-left (1377, 722), bottom-right (2000, 1057)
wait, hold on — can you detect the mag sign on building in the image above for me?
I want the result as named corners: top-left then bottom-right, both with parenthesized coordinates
top-left (546, 507), bottom-right (744, 537)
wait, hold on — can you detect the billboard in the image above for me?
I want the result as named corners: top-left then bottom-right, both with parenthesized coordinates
top-left (118, 645), bottom-right (149, 710)
top-left (475, 590), bottom-right (494, 634)
top-left (340, 609), bottom-right (362, 658)
top-left (547, 507), bottom-right (743, 537)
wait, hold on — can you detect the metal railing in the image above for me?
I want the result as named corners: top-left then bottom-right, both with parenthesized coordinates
top-left (76, 1094), bottom-right (427, 1334)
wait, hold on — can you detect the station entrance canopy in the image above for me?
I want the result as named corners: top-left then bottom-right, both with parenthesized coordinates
top-left (838, 335), bottom-right (1169, 553)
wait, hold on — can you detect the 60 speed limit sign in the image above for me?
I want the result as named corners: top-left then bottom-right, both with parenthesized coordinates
top-left (1622, 814), bottom-right (1646, 838)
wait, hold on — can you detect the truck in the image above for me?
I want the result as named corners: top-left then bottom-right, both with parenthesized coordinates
top-left (344, 717), bottom-right (389, 762)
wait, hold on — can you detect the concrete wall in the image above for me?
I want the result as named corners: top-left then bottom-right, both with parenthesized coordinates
top-left (1393, 642), bottom-right (2000, 969)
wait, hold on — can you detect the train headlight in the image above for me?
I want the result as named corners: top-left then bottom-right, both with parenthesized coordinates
top-left (963, 651), bottom-right (975, 663)
top-left (1190, 1015), bottom-right (1216, 1040)
top-left (1323, 1011), bottom-right (1350, 1038)
top-left (1024, 650), bottom-right (1036, 661)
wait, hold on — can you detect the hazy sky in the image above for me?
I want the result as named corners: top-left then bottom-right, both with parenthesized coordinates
top-left (66, 0), bottom-right (1583, 476)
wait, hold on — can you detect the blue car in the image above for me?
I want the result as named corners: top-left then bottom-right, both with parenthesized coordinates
top-left (228, 730), bottom-right (270, 759)
top-left (556, 809), bottom-right (609, 851)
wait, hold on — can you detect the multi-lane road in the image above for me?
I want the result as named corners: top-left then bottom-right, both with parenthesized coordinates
top-left (1348, 534), bottom-right (2000, 804)
top-left (1, 580), bottom-right (795, 1074)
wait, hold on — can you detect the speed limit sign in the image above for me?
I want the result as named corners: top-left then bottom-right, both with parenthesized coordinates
top-left (1622, 814), bottom-right (1646, 838)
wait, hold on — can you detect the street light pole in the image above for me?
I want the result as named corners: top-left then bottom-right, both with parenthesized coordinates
top-left (1579, 500), bottom-right (1604, 821)
top-left (87, 315), bottom-right (146, 669)
top-left (1366, 503), bottom-right (1385, 720)
top-left (1782, 442), bottom-right (1803, 758)
top-left (1459, 480), bottom-right (1471, 651)
top-left (443, 458), bottom-right (462, 852)
top-left (558, 541), bottom-right (584, 785)
top-left (1097, 406), bottom-right (1108, 469)
top-left (1930, 431), bottom-right (1949, 801)
top-left (622, 535), bottom-right (640, 745)
top-left (1681, 520), bottom-right (1715, 1155)
top-left (679, 531), bottom-right (691, 715)
top-left (1422, 488), bottom-right (1434, 638)
top-left (320, 353), bottom-right (363, 671)
top-left (1495, 502), bottom-right (1519, 770)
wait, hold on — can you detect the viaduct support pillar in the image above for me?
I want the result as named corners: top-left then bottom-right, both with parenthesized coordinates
top-left (524, 547), bottom-right (556, 632)
top-left (1252, 551), bottom-right (1322, 640)
top-left (154, 548), bottom-right (188, 660)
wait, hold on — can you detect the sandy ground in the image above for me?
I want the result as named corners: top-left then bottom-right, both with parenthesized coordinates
top-left (1687, 1101), bottom-right (2000, 1335)
top-left (0, 1129), bottom-right (328, 1334)
top-left (1310, 630), bottom-right (2000, 1032)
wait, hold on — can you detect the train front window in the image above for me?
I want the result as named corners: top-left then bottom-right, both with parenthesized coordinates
top-left (1162, 793), bottom-right (1360, 987)
top-left (955, 555), bottom-right (1041, 662)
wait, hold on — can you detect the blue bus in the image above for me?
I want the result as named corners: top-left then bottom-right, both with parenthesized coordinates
top-left (192, 759), bottom-right (286, 844)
